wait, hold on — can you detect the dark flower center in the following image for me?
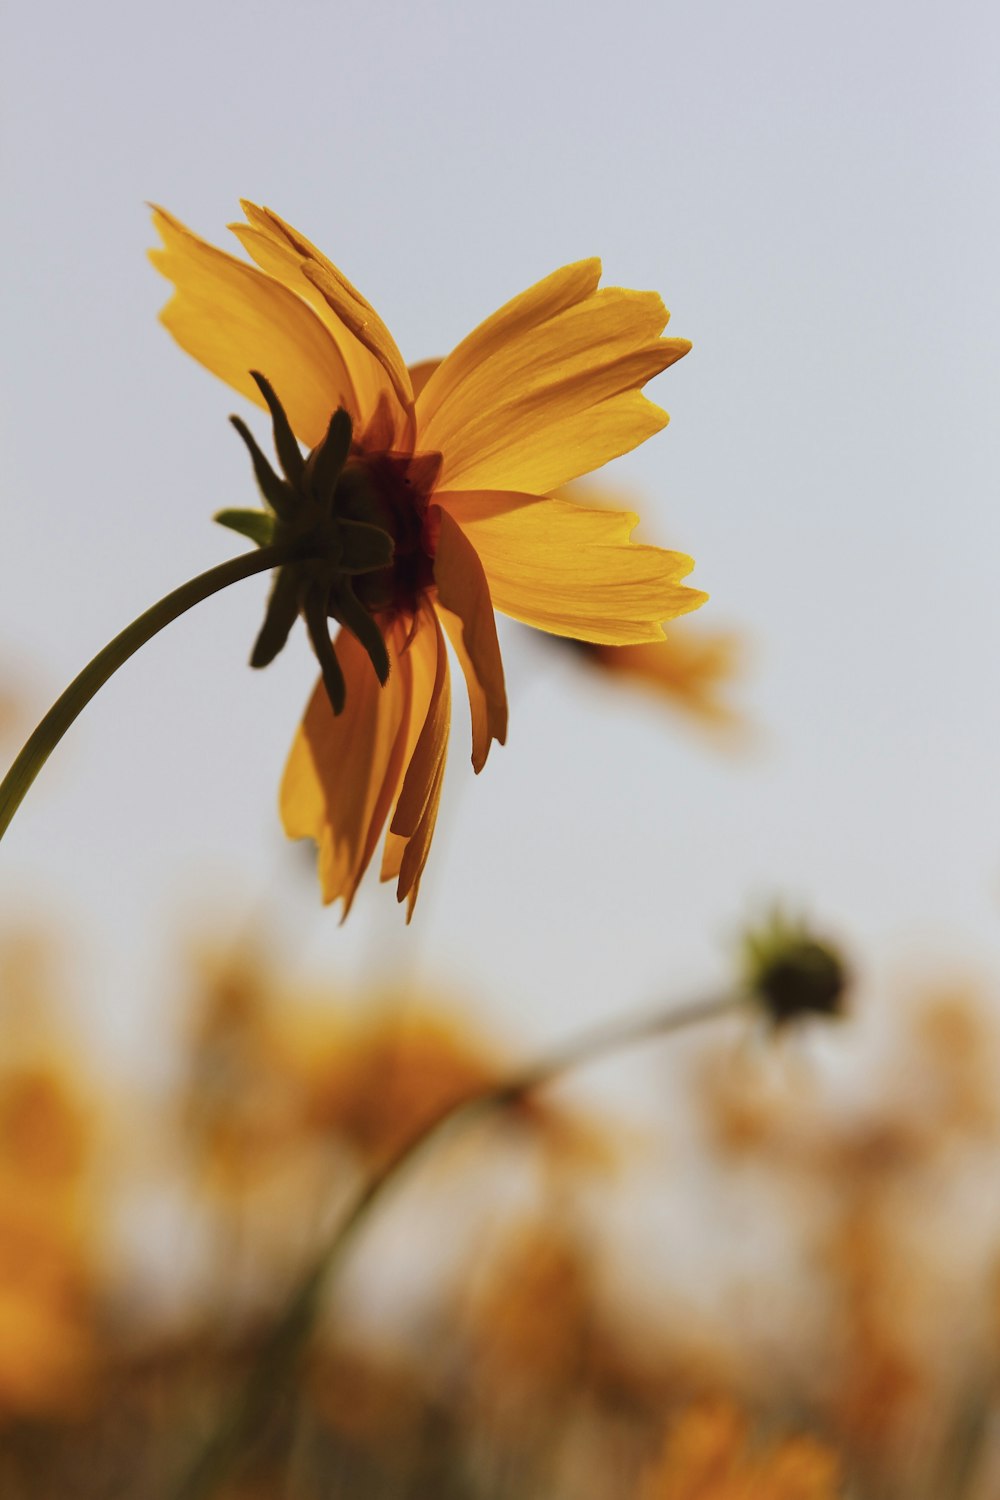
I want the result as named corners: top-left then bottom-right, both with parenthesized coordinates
top-left (335, 449), bottom-right (442, 622)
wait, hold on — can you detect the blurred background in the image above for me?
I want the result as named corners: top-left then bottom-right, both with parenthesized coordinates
top-left (2, 0), bottom-right (1000, 1495)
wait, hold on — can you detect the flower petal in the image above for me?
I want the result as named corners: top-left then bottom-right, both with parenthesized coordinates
top-left (417, 260), bottom-right (690, 493)
top-left (432, 507), bottom-right (507, 773)
top-left (407, 358), bottom-right (442, 400)
top-left (233, 202), bottom-right (413, 435)
top-left (149, 207), bottom-right (353, 449)
top-left (280, 622), bottom-right (412, 916)
top-left (418, 260), bottom-right (601, 421)
top-left (384, 605), bottom-right (451, 915)
top-left (438, 492), bottom-right (707, 644)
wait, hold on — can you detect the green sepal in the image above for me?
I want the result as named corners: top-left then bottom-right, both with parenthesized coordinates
top-left (334, 578), bottom-right (390, 686)
top-left (229, 416), bottom-right (296, 518)
top-left (250, 371), bottom-right (306, 490)
top-left (338, 519), bottom-right (395, 574)
top-left (250, 566), bottom-right (301, 669)
top-left (311, 408), bottom-right (353, 514)
top-left (303, 584), bottom-right (346, 715)
top-left (214, 508), bottom-right (277, 549)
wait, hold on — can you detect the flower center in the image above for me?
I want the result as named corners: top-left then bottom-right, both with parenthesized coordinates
top-left (334, 449), bottom-right (442, 622)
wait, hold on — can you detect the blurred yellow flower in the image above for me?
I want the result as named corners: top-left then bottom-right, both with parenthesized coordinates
top-left (571, 625), bottom-right (746, 737)
top-left (0, 1063), bottom-right (97, 1421)
top-left (298, 1006), bottom-right (498, 1164)
top-left (458, 1218), bottom-right (665, 1422)
top-left (182, 957), bottom-right (315, 1197)
top-left (0, 1201), bottom-right (94, 1420)
top-left (642, 1400), bottom-right (841, 1500)
top-left (184, 952), bottom-right (607, 1192)
top-left (151, 205), bottom-right (705, 914)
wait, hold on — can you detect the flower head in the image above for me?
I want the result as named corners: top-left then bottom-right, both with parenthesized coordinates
top-left (741, 911), bottom-right (849, 1027)
top-left (151, 204), bottom-right (706, 914)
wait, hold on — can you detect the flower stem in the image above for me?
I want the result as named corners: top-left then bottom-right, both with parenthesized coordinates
top-left (171, 988), bottom-right (744, 1500)
top-left (0, 542), bottom-right (306, 845)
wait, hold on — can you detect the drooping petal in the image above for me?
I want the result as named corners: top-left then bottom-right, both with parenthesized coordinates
top-left (149, 208), bottom-right (354, 449)
top-left (390, 606), bottom-right (450, 838)
top-left (438, 492), bottom-right (707, 644)
top-left (383, 605), bottom-right (451, 916)
top-left (417, 261), bottom-right (690, 493)
top-left (280, 622), bottom-right (411, 916)
top-left (432, 507), bottom-right (507, 773)
top-left (234, 202), bottom-right (413, 443)
top-left (380, 618), bottom-right (436, 897)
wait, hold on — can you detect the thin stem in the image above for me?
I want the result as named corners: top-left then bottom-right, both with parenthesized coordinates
top-left (0, 542), bottom-right (304, 845)
top-left (172, 988), bottom-right (745, 1500)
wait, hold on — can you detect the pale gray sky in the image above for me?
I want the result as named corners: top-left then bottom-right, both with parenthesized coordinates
top-left (3, 0), bottom-right (999, 1064)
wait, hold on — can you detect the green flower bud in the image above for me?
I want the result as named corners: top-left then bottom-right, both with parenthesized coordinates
top-left (741, 911), bottom-right (849, 1026)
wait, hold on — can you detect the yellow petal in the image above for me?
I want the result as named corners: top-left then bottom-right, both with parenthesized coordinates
top-left (419, 259), bottom-right (601, 421)
top-left (230, 204), bottom-right (408, 444)
top-left (235, 202), bottom-right (414, 429)
top-left (407, 358), bottom-right (442, 400)
top-left (417, 260), bottom-right (690, 492)
top-left (433, 508), bottom-right (507, 773)
top-left (383, 748), bottom-right (447, 921)
top-left (385, 605), bottom-right (451, 914)
top-left (390, 607), bottom-right (450, 838)
top-left (149, 207), bottom-right (353, 449)
top-left (280, 623), bottom-right (411, 916)
top-left (438, 492), bottom-right (707, 644)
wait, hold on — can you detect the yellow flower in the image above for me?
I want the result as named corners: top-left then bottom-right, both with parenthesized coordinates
top-left (151, 204), bottom-right (706, 914)
top-left (642, 1400), bottom-right (842, 1500)
top-left (573, 626), bottom-right (746, 733)
top-left (0, 1064), bottom-right (98, 1421)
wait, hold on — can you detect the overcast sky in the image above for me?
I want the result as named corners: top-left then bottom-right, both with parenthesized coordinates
top-left (3, 0), bottom-right (999, 1067)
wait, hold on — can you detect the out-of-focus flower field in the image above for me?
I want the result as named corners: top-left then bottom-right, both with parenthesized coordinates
top-left (2, 612), bottom-right (1000, 1498)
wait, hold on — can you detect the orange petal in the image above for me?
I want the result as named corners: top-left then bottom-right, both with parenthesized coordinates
top-left (149, 207), bottom-right (354, 448)
top-left (417, 261), bottom-right (690, 493)
top-left (234, 202), bottom-right (413, 433)
top-left (233, 204), bottom-right (413, 444)
top-left (280, 623), bottom-right (411, 916)
top-left (418, 260), bottom-right (601, 422)
top-left (407, 358), bottom-right (442, 400)
top-left (432, 508), bottom-right (507, 773)
top-left (384, 605), bottom-right (451, 914)
top-left (438, 491), bottom-right (707, 644)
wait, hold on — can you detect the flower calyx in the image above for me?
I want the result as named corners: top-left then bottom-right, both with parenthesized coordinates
top-left (741, 910), bottom-right (849, 1027)
top-left (218, 372), bottom-right (394, 714)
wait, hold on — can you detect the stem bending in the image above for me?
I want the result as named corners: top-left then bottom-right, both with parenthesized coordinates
top-left (0, 543), bottom-right (305, 845)
top-left (172, 989), bottom-right (743, 1500)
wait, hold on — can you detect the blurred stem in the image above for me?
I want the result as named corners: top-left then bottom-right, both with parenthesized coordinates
top-left (172, 988), bottom-right (745, 1500)
top-left (0, 543), bottom-right (306, 845)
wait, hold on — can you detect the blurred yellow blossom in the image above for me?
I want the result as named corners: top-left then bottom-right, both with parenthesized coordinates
top-left (152, 205), bottom-right (705, 914)
top-left (457, 1218), bottom-right (666, 1422)
top-left (183, 952), bottom-right (610, 1207)
top-left (641, 1400), bottom-right (841, 1500)
top-left (572, 626), bottom-right (747, 737)
top-left (0, 1056), bottom-right (98, 1421)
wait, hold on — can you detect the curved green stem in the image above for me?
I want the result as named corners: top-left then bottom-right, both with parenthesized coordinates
top-left (172, 988), bottom-right (744, 1500)
top-left (0, 542), bottom-right (305, 845)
